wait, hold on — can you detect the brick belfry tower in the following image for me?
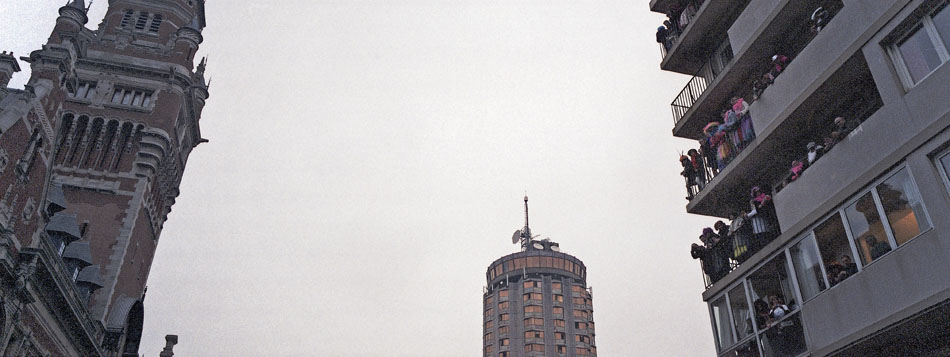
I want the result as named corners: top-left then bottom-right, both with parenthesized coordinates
top-left (0, 0), bottom-right (209, 355)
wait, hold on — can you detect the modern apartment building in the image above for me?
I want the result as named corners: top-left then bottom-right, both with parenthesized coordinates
top-left (654, 0), bottom-right (950, 355)
top-left (483, 198), bottom-right (596, 357)
top-left (0, 0), bottom-right (209, 355)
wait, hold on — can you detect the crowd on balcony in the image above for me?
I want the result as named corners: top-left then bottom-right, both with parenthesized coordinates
top-left (690, 186), bottom-right (780, 286)
top-left (679, 96), bottom-right (756, 199)
top-left (655, 0), bottom-right (706, 52)
top-left (778, 115), bottom-right (861, 190)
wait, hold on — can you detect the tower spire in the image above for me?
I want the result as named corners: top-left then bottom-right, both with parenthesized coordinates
top-left (521, 195), bottom-right (531, 250)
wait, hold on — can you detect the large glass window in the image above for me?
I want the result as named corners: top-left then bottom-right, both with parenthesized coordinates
top-left (939, 150), bottom-right (950, 191)
top-left (711, 296), bottom-right (734, 349)
top-left (722, 339), bottom-right (759, 357)
top-left (790, 235), bottom-right (827, 300)
top-left (814, 214), bottom-right (857, 287)
top-left (728, 284), bottom-right (753, 341)
top-left (877, 168), bottom-right (931, 245)
top-left (758, 314), bottom-right (807, 357)
top-left (893, 3), bottom-right (950, 86)
top-left (747, 255), bottom-right (798, 330)
top-left (933, 4), bottom-right (950, 52)
top-left (898, 25), bottom-right (942, 82)
top-left (845, 192), bottom-right (892, 264)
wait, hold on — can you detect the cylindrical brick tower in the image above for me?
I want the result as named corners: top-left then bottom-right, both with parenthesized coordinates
top-left (483, 198), bottom-right (597, 357)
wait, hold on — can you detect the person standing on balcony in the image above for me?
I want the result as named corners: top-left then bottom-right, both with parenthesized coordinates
top-left (731, 96), bottom-right (755, 148)
top-left (657, 25), bottom-right (670, 51)
top-left (748, 186), bottom-right (777, 249)
top-left (688, 149), bottom-right (706, 188)
top-left (699, 137), bottom-right (718, 177)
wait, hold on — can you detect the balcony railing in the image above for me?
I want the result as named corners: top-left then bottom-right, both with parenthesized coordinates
top-left (691, 206), bottom-right (780, 289)
top-left (655, 0), bottom-right (703, 61)
top-left (671, 71), bottom-right (710, 125)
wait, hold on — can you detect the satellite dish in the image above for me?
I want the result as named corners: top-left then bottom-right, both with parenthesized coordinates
top-left (551, 245), bottom-right (560, 252)
top-left (532, 242), bottom-right (544, 250)
top-left (512, 230), bottom-right (522, 244)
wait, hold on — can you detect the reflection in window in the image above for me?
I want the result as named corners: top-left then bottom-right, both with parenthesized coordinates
top-left (877, 168), bottom-right (931, 245)
top-left (712, 296), bottom-right (735, 349)
top-left (728, 285), bottom-right (753, 341)
top-left (747, 255), bottom-right (798, 331)
top-left (935, 4), bottom-right (950, 50)
top-left (898, 25), bottom-right (942, 83)
top-left (845, 192), bottom-right (892, 264)
top-left (790, 235), bottom-right (827, 301)
top-left (814, 213), bottom-right (857, 287)
top-left (758, 314), bottom-right (807, 357)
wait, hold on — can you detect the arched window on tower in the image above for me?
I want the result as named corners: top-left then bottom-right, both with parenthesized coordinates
top-left (120, 10), bottom-right (135, 28)
top-left (134, 12), bottom-right (150, 30)
top-left (148, 14), bottom-right (163, 33)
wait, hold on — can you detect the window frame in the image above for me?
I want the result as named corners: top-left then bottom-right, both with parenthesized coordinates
top-left (890, 3), bottom-right (950, 89)
top-left (936, 147), bottom-right (950, 193)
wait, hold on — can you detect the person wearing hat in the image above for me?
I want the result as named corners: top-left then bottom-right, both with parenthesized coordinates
top-left (770, 54), bottom-right (790, 79)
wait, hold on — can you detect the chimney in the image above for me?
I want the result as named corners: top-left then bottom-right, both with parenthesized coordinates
top-left (159, 334), bottom-right (178, 357)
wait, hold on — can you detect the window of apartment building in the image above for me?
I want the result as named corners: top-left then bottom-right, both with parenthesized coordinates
top-left (556, 345), bottom-right (567, 354)
top-left (727, 284), bottom-right (752, 342)
top-left (575, 335), bottom-right (590, 344)
top-left (484, 333), bottom-right (492, 343)
top-left (573, 310), bottom-right (588, 319)
top-left (498, 326), bottom-right (508, 334)
top-left (937, 147), bottom-right (950, 192)
top-left (523, 292), bottom-right (542, 302)
top-left (524, 305), bottom-right (542, 313)
top-left (553, 294), bottom-right (563, 303)
top-left (524, 280), bottom-right (540, 289)
top-left (485, 320), bottom-right (493, 329)
top-left (575, 347), bottom-right (590, 355)
top-left (812, 213), bottom-right (857, 288)
top-left (710, 295), bottom-right (734, 349)
top-left (789, 233), bottom-right (828, 300)
top-left (498, 301), bottom-right (508, 310)
top-left (554, 319), bottom-right (565, 327)
top-left (498, 289), bottom-right (508, 298)
top-left (747, 255), bottom-right (799, 330)
top-left (498, 352), bottom-right (509, 357)
top-left (524, 318), bottom-right (543, 327)
top-left (485, 295), bottom-right (494, 305)
top-left (111, 87), bottom-right (152, 108)
top-left (555, 332), bottom-right (565, 340)
top-left (890, 2), bottom-right (950, 87)
top-left (485, 308), bottom-right (493, 318)
top-left (552, 306), bottom-right (563, 315)
top-left (485, 345), bottom-right (493, 354)
top-left (525, 330), bottom-right (543, 339)
top-left (499, 338), bottom-right (509, 346)
top-left (499, 313), bottom-right (509, 321)
top-left (573, 297), bottom-right (588, 305)
top-left (575, 322), bottom-right (587, 330)
top-left (551, 282), bottom-right (562, 291)
top-left (524, 344), bottom-right (544, 353)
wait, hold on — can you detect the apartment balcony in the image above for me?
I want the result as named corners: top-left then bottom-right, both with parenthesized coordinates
top-left (678, 1), bottom-right (867, 217)
top-left (652, 0), bottom-right (751, 75)
top-left (670, 0), bottom-right (841, 139)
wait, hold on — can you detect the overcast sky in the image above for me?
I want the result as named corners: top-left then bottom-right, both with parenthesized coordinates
top-left (2, 1), bottom-right (720, 355)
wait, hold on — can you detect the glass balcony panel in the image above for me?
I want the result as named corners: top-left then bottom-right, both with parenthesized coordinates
top-left (712, 296), bottom-right (735, 350)
top-left (746, 255), bottom-right (798, 331)
top-left (729, 285), bottom-right (753, 341)
top-left (813, 214), bottom-right (856, 287)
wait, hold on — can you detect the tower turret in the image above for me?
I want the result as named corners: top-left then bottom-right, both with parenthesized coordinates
top-left (0, 51), bottom-right (21, 88)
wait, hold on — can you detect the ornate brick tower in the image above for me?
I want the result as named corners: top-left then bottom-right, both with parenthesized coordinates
top-left (0, 0), bottom-right (209, 355)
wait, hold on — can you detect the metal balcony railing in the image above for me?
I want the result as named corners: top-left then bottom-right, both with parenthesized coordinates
top-left (671, 71), bottom-right (710, 125)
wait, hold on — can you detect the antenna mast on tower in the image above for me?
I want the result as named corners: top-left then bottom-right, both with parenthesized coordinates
top-left (521, 195), bottom-right (531, 250)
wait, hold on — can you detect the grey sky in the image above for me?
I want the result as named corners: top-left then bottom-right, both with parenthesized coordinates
top-left (2, 1), bottom-right (718, 355)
